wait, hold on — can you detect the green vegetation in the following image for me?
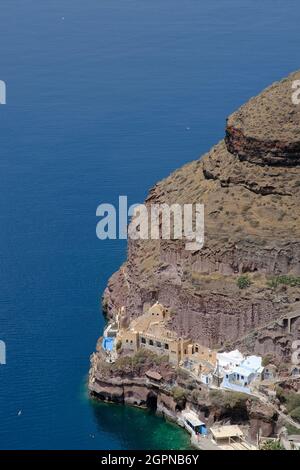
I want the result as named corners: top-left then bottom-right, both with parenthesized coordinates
top-left (277, 362), bottom-right (289, 374)
top-left (237, 275), bottom-right (251, 289)
top-left (275, 386), bottom-right (286, 403)
top-left (260, 440), bottom-right (284, 450)
top-left (267, 275), bottom-right (300, 289)
top-left (209, 390), bottom-right (249, 408)
top-left (286, 423), bottom-right (300, 435)
top-left (290, 407), bottom-right (300, 423)
top-left (100, 349), bottom-right (168, 376)
top-left (225, 391), bottom-right (249, 408)
top-left (262, 354), bottom-right (274, 367)
top-left (131, 349), bottom-right (168, 367)
top-left (176, 368), bottom-right (190, 381)
top-left (185, 378), bottom-right (199, 391)
top-left (275, 387), bottom-right (300, 422)
top-left (286, 393), bottom-right (300, 414)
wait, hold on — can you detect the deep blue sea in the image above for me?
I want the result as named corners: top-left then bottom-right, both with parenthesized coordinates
top-left (0, 0), bottom-right (299, 450)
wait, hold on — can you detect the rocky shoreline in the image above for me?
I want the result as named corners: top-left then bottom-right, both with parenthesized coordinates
top-left (89, 71), bottom-right (300, 449)
top-left (89, 347), bottom-right (280, 449)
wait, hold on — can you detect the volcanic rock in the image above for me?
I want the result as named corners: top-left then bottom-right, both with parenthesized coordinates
top-left (102, 71), bottom-right (300, 358)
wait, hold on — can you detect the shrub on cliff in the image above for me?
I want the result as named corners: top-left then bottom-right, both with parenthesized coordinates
top-left (286, 392), bottom-right (300, 414)
top-left (290, 407), bottom-right (300, 423)
top-left (275, 386), bottom-right (287, 404)
top-left (237, 275), bottom-right (251, 289)
top-left (111, 355), bottom-right (134, 374)
top-left (103, 349), bottom-right (169, 377)
top-left (209, 390), bottom-right (248, 409)
top-left (260, 440), bottom-right (284, 450)
top-left (131, 349), bottom-right (168, 370)
top-left (275, 388), bottom-right (300, 420)
top-left (209, 390), bottom-right (250, 422)
top-left (267, 275), bottom-right (300, 289)
top-left (286, 423), bottom-right (300, 435)
top-left (262, 354), bottom-right (275, 367)
top-left (224, 391), bottom-right (249, 409)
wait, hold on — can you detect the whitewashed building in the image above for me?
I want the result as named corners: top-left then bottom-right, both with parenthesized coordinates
top-left (221, 354), bottom-right (263, 394)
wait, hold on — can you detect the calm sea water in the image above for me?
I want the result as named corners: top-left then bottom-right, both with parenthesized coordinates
top-left (0, 0), bottom-right (299, 450)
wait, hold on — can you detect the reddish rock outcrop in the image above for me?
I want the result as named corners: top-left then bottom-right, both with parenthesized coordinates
top-left (102, 71), bottom-right (300, 359)
top-left (225, 71), bottom-right (300, 166)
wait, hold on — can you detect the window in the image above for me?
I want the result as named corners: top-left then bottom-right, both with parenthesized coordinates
top-left (156, 342), bottom-right (161, 348)
top-left (165, 343), bottom-right (169, 350)
top-left (141, 337), bottom-right (146, 344)
top-left (241, 375), bottom-right (244, 380)
top-left (149, 340), bottom-right (154, 346)
top-left (195, 346), bottom-right (199, 353)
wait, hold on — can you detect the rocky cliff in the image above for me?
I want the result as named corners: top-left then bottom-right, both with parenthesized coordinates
top-left (103, 71), bottom-right (300, 359)
top-left (89, 349), bottom-right (278, 439)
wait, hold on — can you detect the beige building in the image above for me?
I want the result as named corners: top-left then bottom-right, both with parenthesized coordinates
top-left (186, 342), bottom-right (216, 364)
top-left (114, 302), bottom-right (218, 373)
top-left (211, 425), bottom-right (257, 450)
top-left (180, 342), bottom-right (217, 385)
top-left (116, 302), bottom-right (190, 365)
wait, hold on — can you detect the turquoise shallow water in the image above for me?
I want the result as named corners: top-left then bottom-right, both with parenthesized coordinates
top-left (79, 379), bottom-right (192, 450)
top-left (0, 0), bottom-right (299, 449)
top-left (89, 400), bottom-right (192, 450)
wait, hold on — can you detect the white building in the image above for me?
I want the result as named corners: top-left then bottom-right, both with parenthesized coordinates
top-left (216, 349), bottom-right (244, 375)
top-left (221, 354), bottom-right (263, 393)
top-left (179, 410), bottom-right (207, 436)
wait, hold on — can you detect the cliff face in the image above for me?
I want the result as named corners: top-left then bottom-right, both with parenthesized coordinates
top-left (89, 351), bottom-right (278, 438)
top-left (103, 71), bottom-right (300, 358)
